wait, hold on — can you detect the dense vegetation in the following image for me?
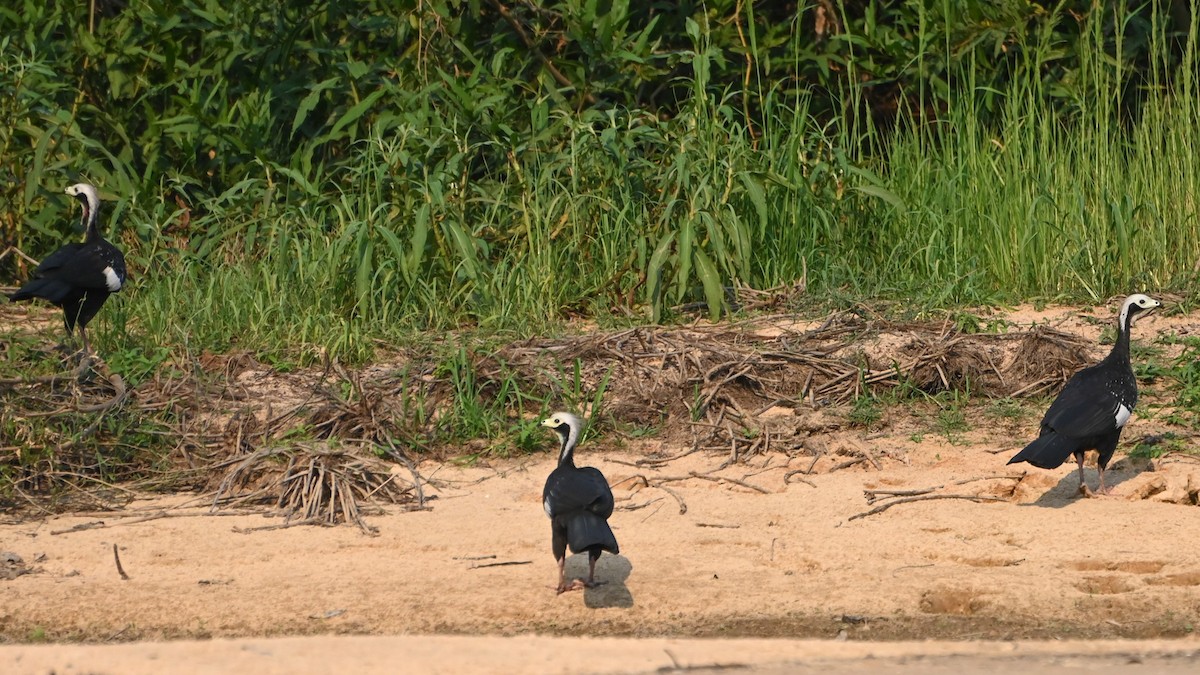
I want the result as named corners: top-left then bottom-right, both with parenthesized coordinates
top-left (2, 0), bottom-right (1199, 363)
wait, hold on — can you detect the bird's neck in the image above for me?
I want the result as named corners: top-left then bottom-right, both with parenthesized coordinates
top-left (1107, 314), bottom-right (1134, 367)
top-left (82, 202), bottom-right (100, 243)
top-left (557, 434), bottom-right (576, 468)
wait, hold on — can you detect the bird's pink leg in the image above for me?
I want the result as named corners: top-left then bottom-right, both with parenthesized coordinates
top-left (585, 555), bottom-right (603, 588)
top-left (1077, 454), bottom-right (1096, 498)
top-left (554, 557), bottom-right (584, 594)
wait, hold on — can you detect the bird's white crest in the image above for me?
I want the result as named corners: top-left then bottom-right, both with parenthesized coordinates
top-left (1114, 403), bottom-right (1132, 428)
top-left (64, 183), bottom-right (100, 212)
top-left (1118, 293), bottom-right (1161, 329)
top-left (540, 411), bottom-right (582, 463)
top-left (102, 266), bottom-right (122, 292)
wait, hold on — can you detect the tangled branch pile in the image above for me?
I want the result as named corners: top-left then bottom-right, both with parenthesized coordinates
top-left (3, 310), bottom-right (1098, 524)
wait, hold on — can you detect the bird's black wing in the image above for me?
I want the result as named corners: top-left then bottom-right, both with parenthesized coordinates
top-left (27, 243), bottom-right (85, 277)
top-left (34, 241), bottom-right (125, 291)
top-left (543, 467), bottom-right (613, 518)
top-left (1040, 366), bottom-right (1126, 439)
top-left (578, 467), bottom-right (615, 519)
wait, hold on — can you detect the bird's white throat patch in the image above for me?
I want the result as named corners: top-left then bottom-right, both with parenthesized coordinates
top-left (1114, 403), bottom-right (1132, 427)
top-left (102, 266), bottom-right (122, 292)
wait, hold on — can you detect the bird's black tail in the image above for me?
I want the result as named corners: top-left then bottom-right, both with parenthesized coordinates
top-left (1007, 432), bottom-right (1074, 470)
top-left (9, 278), bottom-right (72, 304)
top-left (566, 511), bottom-right (619, 556)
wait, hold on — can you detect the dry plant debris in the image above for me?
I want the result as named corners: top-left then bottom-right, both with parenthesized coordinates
top-left (849, 474), bottom-right (1026, 521)
top-left (211, 443), bottom-right (421, 535)
top-left (3, 309), bottom-right (1106, 526)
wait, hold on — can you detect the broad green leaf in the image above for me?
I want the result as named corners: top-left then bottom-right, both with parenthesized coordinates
top-left (356, 238), bottom-right (375, 306)
top-left (737, 171), bottom-right (768, 232)
top-left (693, 247), bottom-right (725, 321)
top-left (675, 220), bottom-right (694, 303)
top-left (291, 77), bottom-right (339, 137)
top-left (442, 219), bottom-right (480, 280)
top-left (408, 204), bottom-right (431, 277)
top-left (328, 89), bottom-right (387, 139)
top-left (646, 230), bottom-right (675, 322)
top-left (851, 184), bottom-right (906, 211)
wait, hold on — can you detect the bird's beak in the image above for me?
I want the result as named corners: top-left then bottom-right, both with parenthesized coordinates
top-left (539, 418), bottom-right (552, 428)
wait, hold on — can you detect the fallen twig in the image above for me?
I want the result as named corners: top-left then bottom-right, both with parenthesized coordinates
top-left (863, 474), bottom-right (1024, 504)
top-left (619, 497), bottom-right (663, 511)
top-left (469, 560), bottom-right (533, 569)
top-left (688, 470), bottom-right (771, 494)
top-left (829, 456), bottom-right (867, 472)
top-left (783, 470), bottom-right (817, 488)
top-left (657, 484), bottom-right (688, 515)
top-left (50, 521), bottom-right (106, 536)
top-left (232, 517), bottom-right (323, 533)
top-left (112, 543), bottom-right (129, 580)
top-left (849, 494), bottom-right (1008, 521)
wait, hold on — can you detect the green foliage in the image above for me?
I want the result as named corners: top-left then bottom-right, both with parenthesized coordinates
top-left (848, 394), bottom-right (883, 429)
top-left (1, 1), bottom-right (1199, 365)
top-left (1128, 432), bottom-right (1189, 459)
top-left (931, 391), bottom-right (971, 443)
top-left (0, 336), bottom-right (180, 499)
top-left (985, 398), bottom-right (1028, 422)
top-left (1158, 339), bottom-right (1200, 428)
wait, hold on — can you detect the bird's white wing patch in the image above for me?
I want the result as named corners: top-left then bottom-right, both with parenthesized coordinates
top-left (102, 266), bottom-right (122, 292)
top-left (1114, 403), bottom-right (1132, 427)
top-left (543, 497), bottom-right (553, 519)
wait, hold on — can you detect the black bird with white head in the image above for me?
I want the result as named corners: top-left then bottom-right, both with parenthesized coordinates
top-left (1007, 293), bottom-right (1161, 496)
top-left (6, 183), bottom-right (126, 355)
top-left (541, 412), bottom-right (619, 594)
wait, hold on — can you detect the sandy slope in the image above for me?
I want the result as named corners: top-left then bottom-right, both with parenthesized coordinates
top-left (2, 441), bottom-right (1200, 661)
top-left (3, 301), bottom-right (1200, 671)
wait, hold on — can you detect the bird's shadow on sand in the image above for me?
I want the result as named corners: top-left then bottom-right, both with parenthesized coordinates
top-left (562, 554), bottom-right (634, 608)
top-left (1027, 458), bottom-right (1152, 508)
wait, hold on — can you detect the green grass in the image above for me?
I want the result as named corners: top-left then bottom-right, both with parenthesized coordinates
top-left (847, 395), bottom-right (883, 430)
top-left (0, 5), bottom-right (1196, 367)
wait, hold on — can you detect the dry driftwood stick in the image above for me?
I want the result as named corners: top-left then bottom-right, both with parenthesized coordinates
top-left (232, 517), bottom-right (323, 533)
top-left (0, 357), bottom-right (91, 388)
top-left (829, 456), bottom-right (867, 472)
top-left (861, 447), bottom-right (881, 471)
top-left (848, 494), bottom-right (1008, 521)
top-left (619, 498), bottom-right (663, 512)
top-left (865, 486), bottom-right (938, 502)
top-left (783, 470), bottom-right (817, 488)
top-left (635, 445), bottom-right (701, 466)
top-left (112, 543), bottom-right (129, 580)
top-left (50, 521), bottom-right (107, 536)
top-left (656, 484), bottom-right (688, 515)
top-left (77, 365), bottom-right (126, 413)
top-left (610, 474), bottom-right (689, 515)
top-left (0, 245), bottom-right (40, 266)
top-left (1008, 377), bottom-right (1055, 398)
top-left (469, 560), bottom-right (533, 570)
top-left (802, 450), bottom-right (822, 475)
top-left (863, 474), bottom-right (1024, 503)
top-left (688, 470), bottom-right (771, 494)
